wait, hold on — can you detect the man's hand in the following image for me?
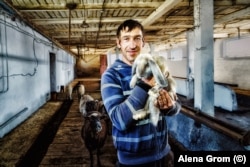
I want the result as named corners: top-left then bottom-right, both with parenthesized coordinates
top-left (154, 89), bottom-right (175, 110)
top-left (141, 77), bottom-right (176, 110)
top-left (141, 77), bottom-right (155, 87)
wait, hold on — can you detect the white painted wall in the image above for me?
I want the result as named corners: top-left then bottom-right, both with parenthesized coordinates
top-left (214, 38), bottom-right (250, 89)
top-left (0, 13), bottom-right (75, 138)
top-left (155, 37), bottom-right (250, 90)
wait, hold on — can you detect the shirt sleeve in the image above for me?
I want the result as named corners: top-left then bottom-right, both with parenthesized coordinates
top-left (101, 70), bottom-right (149, 131)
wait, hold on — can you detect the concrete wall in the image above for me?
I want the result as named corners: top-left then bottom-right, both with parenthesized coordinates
top-left (161, 38), bottom-right (250, 90)
top-left (0, 13), bottom-right (75, 138)
top-left (214, 38), bottom-right (250, 89)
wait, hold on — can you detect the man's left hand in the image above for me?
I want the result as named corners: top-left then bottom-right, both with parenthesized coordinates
top-left (154, 89), bottom-right (175, 110)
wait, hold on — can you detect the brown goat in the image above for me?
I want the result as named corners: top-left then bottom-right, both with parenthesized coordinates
top-left (81, 100), bottom-right (108, 167)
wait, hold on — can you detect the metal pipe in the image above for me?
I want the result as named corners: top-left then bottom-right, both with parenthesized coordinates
top-left (68, 9), bottom-right (71, 50)
top-left (181, 106), bottom-right (250, 147)
top-left (0, 12), bottom-right (9, 93)
top-left (0, 107), bottom-right (28, 129)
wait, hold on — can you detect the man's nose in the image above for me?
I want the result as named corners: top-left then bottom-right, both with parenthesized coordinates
top-left (129, 39), bottom-right (137, 48)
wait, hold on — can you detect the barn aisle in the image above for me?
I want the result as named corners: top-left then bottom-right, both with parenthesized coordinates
top-left (39, 98), bottom-right (117, 167)
top-left (39, 78), bottom-right (117, 167)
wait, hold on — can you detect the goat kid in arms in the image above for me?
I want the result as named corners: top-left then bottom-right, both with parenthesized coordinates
top-left (130, 53), bottom-right (177, 126)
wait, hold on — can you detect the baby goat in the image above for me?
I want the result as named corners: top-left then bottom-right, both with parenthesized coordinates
top-left (81, 99), bottom-right (108, 167)
top-left (130, 54), bottom-right (177, 126)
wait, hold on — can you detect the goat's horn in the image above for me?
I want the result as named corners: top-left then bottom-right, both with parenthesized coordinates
top-left (148, 59), bottom-right (168, 87)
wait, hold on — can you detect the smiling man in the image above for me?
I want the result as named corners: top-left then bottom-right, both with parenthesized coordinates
top-left (101, 19), bottom-right (181, 167)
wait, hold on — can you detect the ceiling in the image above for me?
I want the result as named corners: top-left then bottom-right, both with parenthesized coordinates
top-left (2, 0), bottom-right (250, 58)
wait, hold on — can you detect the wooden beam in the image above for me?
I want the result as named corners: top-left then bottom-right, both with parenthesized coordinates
top-left (15, 2), bottom-right (162, 11)
top-left (141, 0), bottom-right (182, 26)
top-left (31, 17), bottom-right (145, 25)
top-left (215, 7), bottom-right (250, 24)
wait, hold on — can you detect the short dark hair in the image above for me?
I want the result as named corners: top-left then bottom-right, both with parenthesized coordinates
top-left (116, 19), bottom-right (144, 38)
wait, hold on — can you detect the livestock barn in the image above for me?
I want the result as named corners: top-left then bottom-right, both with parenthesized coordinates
top-left (0, 0), bottom-right (250, 166)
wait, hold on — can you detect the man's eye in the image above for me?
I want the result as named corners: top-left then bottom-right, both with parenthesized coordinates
top-left (135, 37), bottom-right (142, 41)
top-left (123, 37), bottom-right (129, 41)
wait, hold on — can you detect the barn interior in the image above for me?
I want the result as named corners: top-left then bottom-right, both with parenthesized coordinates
top-left (0, 0), bottom-right (250, 166)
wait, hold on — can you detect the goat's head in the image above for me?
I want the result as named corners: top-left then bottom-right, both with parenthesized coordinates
top-left (85, 111), bottom-right (104, 133)
top-left (130, 54), bottom-right (168, 88)
top-left (86, 100), bottom-right (100, 112)
top-left (130, 54), bottom-right (177, 100)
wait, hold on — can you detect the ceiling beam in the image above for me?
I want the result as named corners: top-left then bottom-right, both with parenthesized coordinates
top-left (32, 17), bottom-right (146, 25)
top-left (32, 16), bottom-right (193, 25)
top-left (15, 2), bottom-right (162, 11)
top-left (141, 0), bottom-right (182, 26)
top-left (215, 7), bottom-right (250, 24)
top-left (44, 24), bottom-right (194, 34)
top-left (16, 1), bottom-right (248, 12)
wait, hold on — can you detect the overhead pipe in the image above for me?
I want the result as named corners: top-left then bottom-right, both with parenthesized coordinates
top-left (94, 0), bottom-right (106, 53)
top-left (68, 8), bottom-right (71, 50)
top-left (66, 3), bottom-right (77, 51)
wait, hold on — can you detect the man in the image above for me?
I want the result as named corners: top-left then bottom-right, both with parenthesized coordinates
top-left (101, 19), bottom-right (181, 167)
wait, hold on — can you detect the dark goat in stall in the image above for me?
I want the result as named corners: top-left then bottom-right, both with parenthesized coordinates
top-left (81, 100), bottom-right (109, 167)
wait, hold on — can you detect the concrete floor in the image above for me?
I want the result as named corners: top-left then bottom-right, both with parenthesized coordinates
top-left (38, 98), bottom-right (117, 167)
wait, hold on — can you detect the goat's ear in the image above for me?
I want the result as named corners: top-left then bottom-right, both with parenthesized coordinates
top-left (148, 59), bottom-right (168, 87)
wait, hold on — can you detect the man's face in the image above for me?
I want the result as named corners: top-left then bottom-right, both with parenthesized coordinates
top-left (116, 27), bottom-right (144, 65)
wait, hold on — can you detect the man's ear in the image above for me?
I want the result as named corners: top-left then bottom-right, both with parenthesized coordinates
top-left (116, 38), bottom-right (121, 48)
top-left (142, 38), bottom-right (145, 47)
